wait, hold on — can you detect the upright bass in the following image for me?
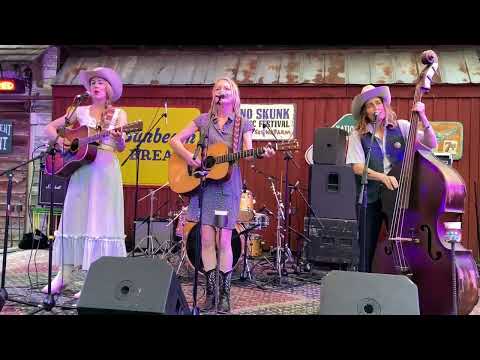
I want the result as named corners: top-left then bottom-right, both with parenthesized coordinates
top-left (372, 50), bottom-right (479, 315)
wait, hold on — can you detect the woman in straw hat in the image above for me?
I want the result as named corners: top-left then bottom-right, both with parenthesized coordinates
top-left (346, 84), bottom-right (437, 273)
top-left (170, 77), bottom-right (275, 313)
top-left (43, 67), bottom-right (128, 298)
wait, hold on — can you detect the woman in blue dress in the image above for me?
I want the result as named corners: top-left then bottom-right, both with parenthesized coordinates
top-left (170, 77), bottom-right (275, 313)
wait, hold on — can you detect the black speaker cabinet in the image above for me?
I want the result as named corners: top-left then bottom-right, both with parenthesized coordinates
top-left (77, 256), bottom-right (189, 315)
top-left (38, 171), bottom-right (69, 207)
top-left (304, 217), bottom-right (359, 267)
top-left (309, 164), bottom-right (357, 220)
top-left (319, 271), bottom-right (420, 315)
top-left (313, 128), bottom-right (348, 165)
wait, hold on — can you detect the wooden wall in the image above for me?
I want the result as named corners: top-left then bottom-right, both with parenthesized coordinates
top-left (52, 84), bottom-right (480, 259)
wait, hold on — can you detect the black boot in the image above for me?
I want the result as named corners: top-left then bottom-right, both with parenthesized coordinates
top-left (218, 270), bottom-right (232, 313)
top-left (202, 269), bottom-right (216, 312)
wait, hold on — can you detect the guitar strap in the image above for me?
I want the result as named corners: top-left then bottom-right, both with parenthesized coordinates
top-left (232, 115), bottom-right (242, 155)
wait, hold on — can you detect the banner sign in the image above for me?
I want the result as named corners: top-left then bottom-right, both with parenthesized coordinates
top-left (118, 107), bottom-right (201, 186)
top-left (240, 104), bottom-right (295, 141)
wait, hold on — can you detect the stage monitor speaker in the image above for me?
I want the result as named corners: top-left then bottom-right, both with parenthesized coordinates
top-left (319, 271), bottom-right (420, 315)
top-left (309, 164), bottom-right (357, 220)
top-left (38, 171), bottom-right (69, 207)
top-left (77, 256), bottom-right (189, 315)
top-left (134, 219), bottom-right (173, 251)
top-left (313, 128), bottom-right (348, 165)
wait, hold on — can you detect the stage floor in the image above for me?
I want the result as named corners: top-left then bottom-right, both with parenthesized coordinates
top-left (1, 249), bottom-right (479, 315)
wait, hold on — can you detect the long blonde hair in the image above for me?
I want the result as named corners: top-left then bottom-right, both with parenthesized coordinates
top-left (100, 80), bottom-right (115, 129)
top-left (208, 77), bottom-right (241, 119)
top-left (355, 101), bottom-right (398, 134)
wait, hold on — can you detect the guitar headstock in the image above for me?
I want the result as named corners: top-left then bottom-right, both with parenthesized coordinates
top-left (274, 139), bottom-right (300, 152)
top-left (123, 120), bottom-right (143, 134)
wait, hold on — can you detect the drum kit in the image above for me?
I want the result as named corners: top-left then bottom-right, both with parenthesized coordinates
top-left (157, 188), bottom-right (270, 277)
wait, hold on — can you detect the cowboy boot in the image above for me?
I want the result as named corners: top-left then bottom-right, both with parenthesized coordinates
top-left (201, 269), bottom-right (217, 312)
top-left (218, 270), bottom-right (232, 313)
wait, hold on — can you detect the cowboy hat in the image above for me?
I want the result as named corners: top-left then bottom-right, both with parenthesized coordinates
top-left (351, 85), bottom-right (391, 121)
top-left (79, 67), bottom-right (123, 102)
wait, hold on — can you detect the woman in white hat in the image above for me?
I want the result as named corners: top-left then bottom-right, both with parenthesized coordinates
top-left (43, 67), bottom-right (128, 298)
top-left (346, 84), bottom-right (437, 273)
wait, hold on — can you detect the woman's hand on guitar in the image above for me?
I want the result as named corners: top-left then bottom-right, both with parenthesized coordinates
top-left (263, 142), bottom-right (276, 158)
top-left (56, 137), bottom-right (71, 149)
top-left (109, 129), bottom-right (123, 139)
top-left (187, 154), bottom-right (202, 168)
top-left (382, 174), bottom-right (399, 191)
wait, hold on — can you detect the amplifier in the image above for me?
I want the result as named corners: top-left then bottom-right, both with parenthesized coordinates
top-left (304, 217), bottom-right (359, 267)
top-left (38, 171), bottom-right (69, 207)
top-left (134, 219), bottom-right (174, 251)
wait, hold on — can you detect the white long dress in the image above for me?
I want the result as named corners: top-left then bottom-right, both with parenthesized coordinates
top-left (52, 106), bottom-right (127, 271)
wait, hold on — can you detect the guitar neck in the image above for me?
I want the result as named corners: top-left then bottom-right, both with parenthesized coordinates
top-left (78, 127), bottom-right (121, 146)
top-left (214, 147), bottom-right (265, 164)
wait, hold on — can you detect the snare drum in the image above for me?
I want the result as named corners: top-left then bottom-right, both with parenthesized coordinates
top-left (248, 234), bottom-right (263, 257)
top-left (238, 190), bottom-right (255, 222)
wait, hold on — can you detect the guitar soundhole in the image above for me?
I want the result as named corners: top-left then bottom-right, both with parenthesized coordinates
top-left (70, 139), bottom-right (79, 153)
top-left (204, 156), bottom-right (216, 169)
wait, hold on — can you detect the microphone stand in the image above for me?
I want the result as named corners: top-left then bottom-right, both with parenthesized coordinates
top-left (261, 123), bottom-right (300, 278)
top-left (357, 113), bottom-right (379, 273)
top-left (123, 112), bottom-right (166, 256)
top-left (1, 94), bottom-right (88, 314)
top-left (288, 182), bottom-right (316, 274)
top-left (0, 154), bottom-right (45, 312)
top-left (132, 183), bottom-right (170, 257)
top-left (56, 94), bottom-right (85, 137)
top-left (190, 101), bottom-right (219, 315)
top-left (0, 148), bottom-right (75, 314)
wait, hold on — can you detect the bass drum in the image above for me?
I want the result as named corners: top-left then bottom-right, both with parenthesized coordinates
top-left (184, 222), bottom-right (245, 272)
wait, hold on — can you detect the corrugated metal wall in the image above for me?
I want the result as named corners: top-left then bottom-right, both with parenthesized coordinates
top-left (52, 84), bottom-right (480, 259)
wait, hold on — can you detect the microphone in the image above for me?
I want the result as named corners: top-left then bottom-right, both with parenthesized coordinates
top-left (75, 91), bottom-right (90, 101)
top-left (373, 111), bottom-right (379, 123)
top-left (164, 100), bottom-right (168, 125)
top-left (216, 94), bottom-right (225, 99)
top-left (290, 180), bottom-right (300, 195)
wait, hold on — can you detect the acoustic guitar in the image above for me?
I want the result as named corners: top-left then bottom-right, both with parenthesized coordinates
top-left (169, 140), bottom-right (299, 194)
top-left (45, 120), bottom-right (143, 178)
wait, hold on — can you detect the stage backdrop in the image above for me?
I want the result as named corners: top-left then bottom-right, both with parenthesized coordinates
top-left (52, 85), bottom-right (480, 259)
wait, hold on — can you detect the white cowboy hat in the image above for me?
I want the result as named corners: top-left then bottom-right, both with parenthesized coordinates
top-left (351, 85), bottom-right (391, 122)
top-left (79, 67), bottom-right (123, 102)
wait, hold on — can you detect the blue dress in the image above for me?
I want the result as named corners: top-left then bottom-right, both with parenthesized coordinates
top-left (186, 113), bottom-right (255, 229)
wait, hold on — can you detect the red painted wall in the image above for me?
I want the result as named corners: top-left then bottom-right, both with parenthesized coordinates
top-left (52, 85), bottom-right (480, 259)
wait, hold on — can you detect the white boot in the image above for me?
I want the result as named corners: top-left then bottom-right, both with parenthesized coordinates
top-left (41, 264), bottom-right (73, 294)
